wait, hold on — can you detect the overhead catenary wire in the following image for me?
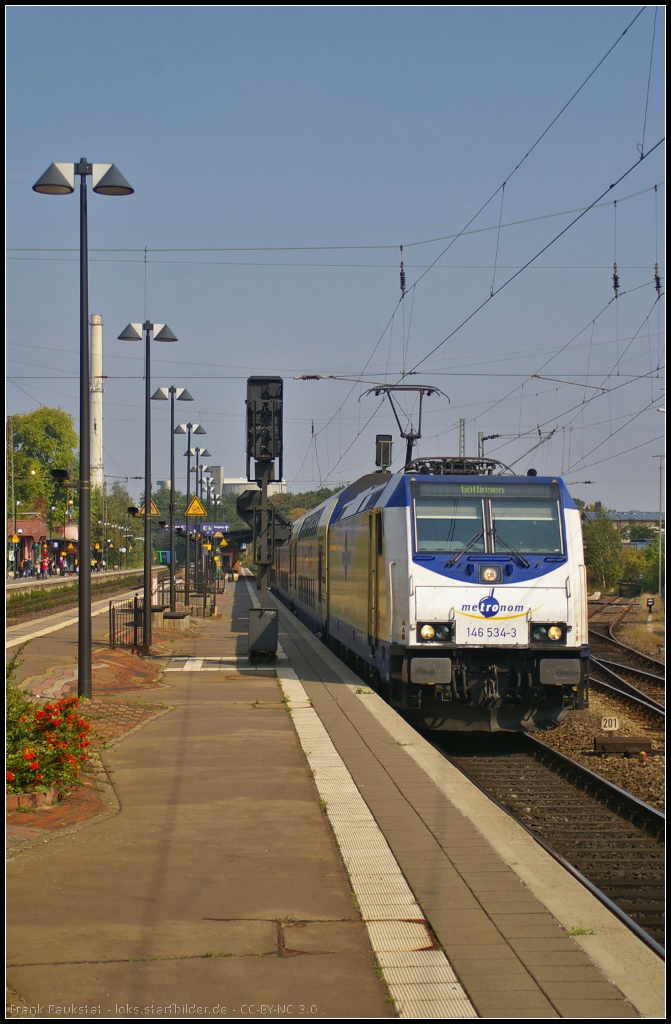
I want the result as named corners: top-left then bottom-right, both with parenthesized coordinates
top-left (402, 140), bottom-right (664, 382)
top-left (6, 183), bottom-right (663, 257)
top-left (639, 6), bottom-right (659, 159)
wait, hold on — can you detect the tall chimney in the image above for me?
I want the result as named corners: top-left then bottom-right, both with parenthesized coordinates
top-left (90, 314), bottom-right (104, 490)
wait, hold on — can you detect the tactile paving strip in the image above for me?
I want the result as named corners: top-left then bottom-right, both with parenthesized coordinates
top-left (276, 659), bottom-right (477, 1018)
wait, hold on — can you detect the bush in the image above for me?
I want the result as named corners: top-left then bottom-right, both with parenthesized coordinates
top-left (6, 649), bottom-right (91, 795)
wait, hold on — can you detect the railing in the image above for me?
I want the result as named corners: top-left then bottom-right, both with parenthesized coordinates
top-left (109, 593), bottom-right (143, 649)
top-left (108, 568), bottom-right (223, 645)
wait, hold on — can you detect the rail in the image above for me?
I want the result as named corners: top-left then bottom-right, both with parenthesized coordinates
top-left (433, 732), bottom-right (665, 958)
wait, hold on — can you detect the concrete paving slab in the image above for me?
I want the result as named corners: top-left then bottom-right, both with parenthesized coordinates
top-left (282, 922), bottom-right (372, 953)
top-left (548, 1000), bottom-right (639, 1018)
top-left (7, 952), bottom-right (393, 1019)
top-left (6, 588), bottom-right (393, 1019)
top-left (271, 595), bottom-right (654, 1020)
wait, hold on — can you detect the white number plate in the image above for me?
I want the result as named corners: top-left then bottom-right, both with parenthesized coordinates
top-left (601, 717), bottom-right (620, 732)
top-left (456, 621), bottom-right (523, 645)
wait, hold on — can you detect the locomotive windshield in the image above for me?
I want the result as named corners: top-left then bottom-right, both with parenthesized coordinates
top-left (415, 499), bottom-right (485, 553)
top-left (491, 500), bottom-right (562, 554)
top-left (413, 481), bottom-right (563, 555)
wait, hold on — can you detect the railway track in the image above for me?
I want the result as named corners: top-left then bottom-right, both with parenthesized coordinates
top-left (588, 599), bottom-right (665, 716)
top-left (434, 731), bottom-right (665, 957)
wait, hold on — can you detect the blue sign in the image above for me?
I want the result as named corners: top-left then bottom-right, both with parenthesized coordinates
top-left (171, 522), bottom-right (231, 536)
top-left (201, 523), bottom-right (231, 536)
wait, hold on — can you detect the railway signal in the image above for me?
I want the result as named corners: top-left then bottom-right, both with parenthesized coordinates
top-left (243, 376), bottom-right (284, 655)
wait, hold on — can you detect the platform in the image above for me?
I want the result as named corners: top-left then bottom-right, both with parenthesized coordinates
top-left (6, 581), bottom-right (664, 1019)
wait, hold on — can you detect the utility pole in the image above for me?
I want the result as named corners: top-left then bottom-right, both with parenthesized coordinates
top-left (459, 419), bottom-right (466, 457)
top-left (652, 455), bottom-right (664, 596)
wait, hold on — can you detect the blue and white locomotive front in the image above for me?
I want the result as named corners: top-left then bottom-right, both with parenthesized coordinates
top-left (276, 469), bottom-right (589, 732)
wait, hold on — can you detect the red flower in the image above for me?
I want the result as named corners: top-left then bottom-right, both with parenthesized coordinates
top-left (6, 771), bottom-right (15, 782)
top-left (23, 749), bottom-right (35, 761)
top-left (79, 755), bottom-right (87, 761)
top-left (29, 762), bottom-right (40, 770)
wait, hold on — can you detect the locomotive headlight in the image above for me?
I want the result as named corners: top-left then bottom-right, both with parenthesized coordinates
top-left (417, 622), bottom-right (455, 642)
top-left (531, 622), bottom-right (567, 645)
top-left (482, 567), bottom-right (498, 583)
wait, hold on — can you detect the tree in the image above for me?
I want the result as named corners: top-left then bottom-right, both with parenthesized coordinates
top-left (629, 523), bottom-right (657, 541)
top-left (642, 535), bottom-right (665, 595)
top-left (7, 408), bottom-right (78, 526)
top-left (582, 509), bottom-right (623, 589)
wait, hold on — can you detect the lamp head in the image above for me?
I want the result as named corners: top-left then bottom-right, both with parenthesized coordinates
top-left (32, 162), bottom-right (75, 195)
top-left (91, 163), bottom-right (134, 196)
top-left (153, 324), bottom-right (178, 342)
top-left (118, 323), bottom-right (143, 341)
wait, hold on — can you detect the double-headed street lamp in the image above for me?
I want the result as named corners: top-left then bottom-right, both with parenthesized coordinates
top-left (151, 387), bottom-right (194, 611)
top-left (118, 321), bottom-right (178, 650)
top-left (177, 429), bottom-right (206, 601)
top-left (189, 447), bottom-right (210, 588)
top-left (32, 160), bottom-right (133, 696)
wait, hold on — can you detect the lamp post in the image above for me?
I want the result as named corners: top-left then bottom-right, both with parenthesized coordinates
top-left (118, 321), bottom-right (178, 650)
top-left (177, 423), bottom-right (206, 604)
top-left (34, 159), bottom-right (133, 697)
top-left (652, 455), bottom-right (664, 597)
top-left (191, 449), bottom-right (210, 586)
top-left (151, 387), bottom-right (194, 612)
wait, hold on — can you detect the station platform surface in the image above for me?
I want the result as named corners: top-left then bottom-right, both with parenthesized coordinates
top-left (6, 581), bottom-right (664, 1019)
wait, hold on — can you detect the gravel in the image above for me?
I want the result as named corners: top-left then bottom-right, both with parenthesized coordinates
top-left (540, 690), bottom-right (664, 812)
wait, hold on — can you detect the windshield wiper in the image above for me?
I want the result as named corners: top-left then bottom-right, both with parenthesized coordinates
top-left (492, 531), bottom-right (530, 568)
top-left (446, 528), bottom-right (485, 567)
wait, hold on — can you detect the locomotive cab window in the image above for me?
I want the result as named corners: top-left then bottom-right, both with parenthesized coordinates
top-left (413, 481), bottom-right (564, 556)
top-left (415, 498), bottom-right (484, 553)
top-left (491, 500), bottom-right (562, 554)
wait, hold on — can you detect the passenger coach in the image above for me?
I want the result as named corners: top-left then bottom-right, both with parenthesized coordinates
top-left (273, 457), bottom-right (589, 732)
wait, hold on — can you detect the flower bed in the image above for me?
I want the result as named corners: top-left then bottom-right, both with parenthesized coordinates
top-left (6, 683), bottom-right (91, 797)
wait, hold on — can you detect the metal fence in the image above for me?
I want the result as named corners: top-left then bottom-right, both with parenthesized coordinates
top-left (109, 569), bottom-right (225, 646)
top-left (109, 593), bottom-right (143, 649)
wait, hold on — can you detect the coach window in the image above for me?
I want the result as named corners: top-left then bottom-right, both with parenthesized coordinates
top-left (415, 498), bottom-right (485, 553)
top-left (491, 500), bottom-right (562, 554)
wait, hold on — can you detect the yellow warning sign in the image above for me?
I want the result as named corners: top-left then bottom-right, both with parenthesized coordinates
top-left (137, 499), bottom-right (161, 517)
top-left (11, 533), bottom-right (19, 543)
top-left (185, 496), bottom-right (207, 517)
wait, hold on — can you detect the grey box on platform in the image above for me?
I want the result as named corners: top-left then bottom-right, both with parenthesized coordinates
top-left (248, 608), bottom-right (278, 653)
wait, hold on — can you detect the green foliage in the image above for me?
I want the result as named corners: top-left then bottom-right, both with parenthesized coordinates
top-left (583, 509), bottom-right (623, 589)
top-left (628, 523), bottom-right (657, 541)
top-left (6, 691), bottom-right (91, 794)
top-left (620, 545), bottom-right (645, 581)
top-left (641, 535), bottom-right (665, 594)
top-left (6, 642), bottom-right (92, 795)
top-left (271, 487), bottom-right (339, 519)
top-left (8, 408), bottom-right (78, 522)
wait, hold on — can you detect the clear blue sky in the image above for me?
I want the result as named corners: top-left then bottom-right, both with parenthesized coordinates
top-left (7, 6), bottom-right (665, 509)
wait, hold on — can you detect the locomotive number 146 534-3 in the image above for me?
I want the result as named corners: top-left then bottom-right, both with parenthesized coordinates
top-left (465, 625), bottom-right (518, 639)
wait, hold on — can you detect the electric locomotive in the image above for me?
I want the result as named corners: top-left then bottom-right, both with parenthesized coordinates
top-left (273, 456), bottom-right (589, 732)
